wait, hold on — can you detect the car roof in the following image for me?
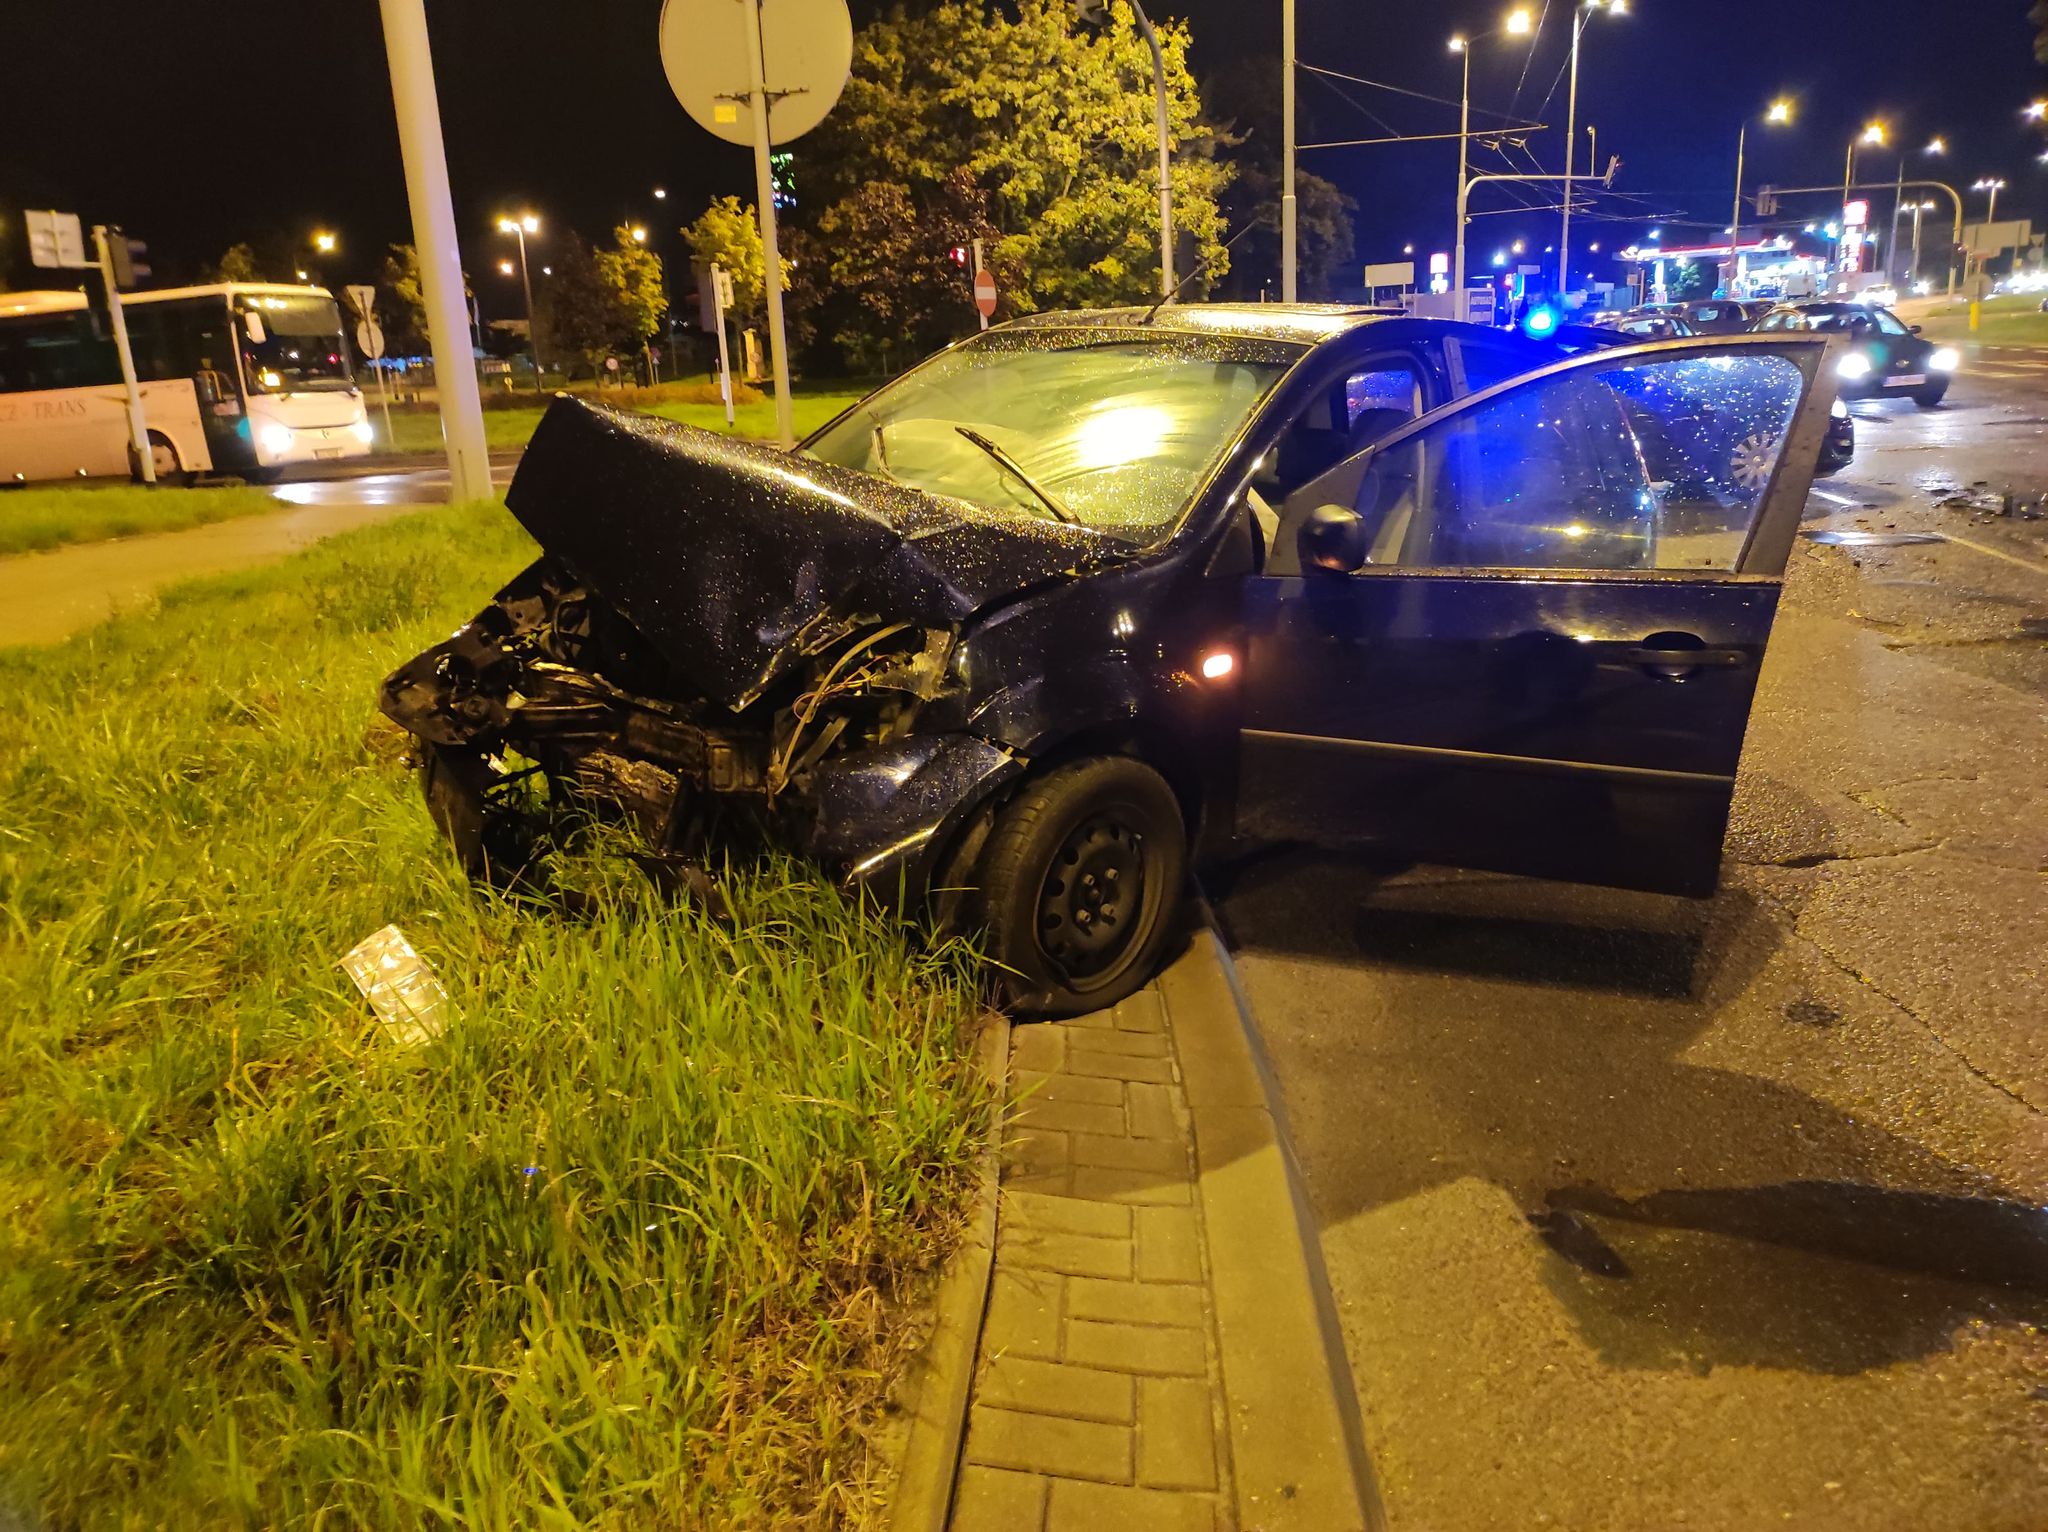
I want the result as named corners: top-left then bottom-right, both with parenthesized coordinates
top-left (997, 302), bottom-right (1548, 351)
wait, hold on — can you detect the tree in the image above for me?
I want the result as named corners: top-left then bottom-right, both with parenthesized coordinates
top-left (793, 0), bottom-right (1232, 363)
top-left (1204, 57), bottom-right (1356, 300)
top-left (682, 196), bottom-right (770, 328)
top-left (533, 235), bottom-right (617, 379)
top-left (207, 242), bottom-right (265, 283)
top-left (377, 243), bottom-right (431, 352)
top-left (2033, 0), bottom-right (2048, 63)
top-left (594, 224), bottom-right (667, 350)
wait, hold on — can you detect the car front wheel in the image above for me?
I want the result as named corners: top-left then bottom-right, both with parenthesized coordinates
top-left (974, 756), bottom-right (1187, 1019)
top-left (1913, 384), bottom-right (1949, 408)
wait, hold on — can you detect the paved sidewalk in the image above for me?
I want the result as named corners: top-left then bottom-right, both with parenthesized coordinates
top-left (938, 935), bottom-right (1374, 1532)
top-left (956, 983), bottom-right (1226, 1530)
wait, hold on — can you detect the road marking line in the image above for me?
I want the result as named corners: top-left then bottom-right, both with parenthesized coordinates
top-left (1810, 488), bottom-right (1860, 507)
top-left (1937, 531), bottom-right (2048, 574)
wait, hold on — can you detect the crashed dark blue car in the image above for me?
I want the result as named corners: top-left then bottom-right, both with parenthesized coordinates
top-left (380, 305), bottom-right (1838, 1016)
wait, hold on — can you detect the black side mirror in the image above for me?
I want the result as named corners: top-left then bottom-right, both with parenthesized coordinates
top-left (1909, 323), bottom-right (1924, 335)
top-left (1298, 503), bottom-right (1369, 574)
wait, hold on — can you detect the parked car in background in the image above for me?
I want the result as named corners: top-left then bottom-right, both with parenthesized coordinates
top-left (1754, 300), bottom-right (1957, 406)
top-left (1673, 299), bottom-right (1768, 334)
top-left (378, 308), bottom-right (1839, 1016)
top-left (1590, 309), bottom-right (1700, 340)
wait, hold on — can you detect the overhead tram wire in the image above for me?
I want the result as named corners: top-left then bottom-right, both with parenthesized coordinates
top-left (1505, 0), bottom-right (1555, 121)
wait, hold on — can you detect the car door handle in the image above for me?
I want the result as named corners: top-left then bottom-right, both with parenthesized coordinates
top-left (1622, 645), bottom-right (1750, 671)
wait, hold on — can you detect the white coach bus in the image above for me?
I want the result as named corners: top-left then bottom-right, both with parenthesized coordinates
top-left (0, 282), bottom-right (374, 484)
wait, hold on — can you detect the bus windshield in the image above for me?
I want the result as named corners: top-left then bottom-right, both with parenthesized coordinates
top-left (241, 295), bottom-right (353, 393)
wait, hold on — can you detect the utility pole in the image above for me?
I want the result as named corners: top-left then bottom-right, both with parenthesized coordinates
top-left (378, 0), bottom-right (491, 505)
top-left (92, 225), bottom-right (154, 485)
top-left (1453, 38), bottom-right (1471, 319)
top-left (1129, 1), bottom-right (1174, 297)
top-left (1560, 11), bottom-right (1581, 297)
top-left (741, 0), bottom-right (796, 448)
top-left (1281, 0), bottom-right (1297, 300)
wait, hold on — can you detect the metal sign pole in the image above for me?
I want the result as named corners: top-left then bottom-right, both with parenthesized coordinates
top-left (93, 225), bottom-right (155, 485)
top-left (713, 265), bottom-right (736, 427)
top-left (740, 0), bottom-right (796, 449)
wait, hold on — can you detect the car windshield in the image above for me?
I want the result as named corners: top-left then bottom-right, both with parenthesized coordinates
top-left (805, 333), bottom-right (1295, 540)
top-left (240, 295), bottom-right (354, 392)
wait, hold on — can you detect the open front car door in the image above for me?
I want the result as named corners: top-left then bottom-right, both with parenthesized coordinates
top-left (1238, 334), bottom-right (1836, 896)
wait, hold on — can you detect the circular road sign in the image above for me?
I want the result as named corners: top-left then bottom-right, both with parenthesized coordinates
top-left (974, 268), bottom-right (998, 319)
top-left (659, 0), bottom-right (853, 148)
top-left (355, 319), bottom-right (385, 360)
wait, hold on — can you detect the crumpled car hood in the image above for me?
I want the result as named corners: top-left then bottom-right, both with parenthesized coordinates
top-left (501, 397), bottom-right (1121, 711)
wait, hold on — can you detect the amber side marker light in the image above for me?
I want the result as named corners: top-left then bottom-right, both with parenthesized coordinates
top-left (1200, 650), bottom-right (1236, 680)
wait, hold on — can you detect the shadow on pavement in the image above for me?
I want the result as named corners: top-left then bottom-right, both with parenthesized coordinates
top-left (1206, 845), bottom-right (2045, 1376)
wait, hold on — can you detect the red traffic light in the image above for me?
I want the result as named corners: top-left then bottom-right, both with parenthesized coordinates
top-left (948, 245), bottom-right (969, 267)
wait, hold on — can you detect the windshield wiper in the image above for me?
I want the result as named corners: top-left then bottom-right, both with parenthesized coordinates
top-left (952, 425), bottom-right (1079, 525)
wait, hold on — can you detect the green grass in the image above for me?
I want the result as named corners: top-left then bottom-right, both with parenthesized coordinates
top-left (384, 391), bottom-right (868, 457)
top-left (0, 483), bottom-right (284, 558)
top-left (0, 503), bottom-right (988, 1529)
top-left (1910, 295), bottom-right (2048, 347)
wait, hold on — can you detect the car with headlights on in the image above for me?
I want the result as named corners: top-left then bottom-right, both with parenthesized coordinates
top-left (378, 307), bottom-right (1839, 1016)
top-left (1754, 299), bottom-right (1956, 406)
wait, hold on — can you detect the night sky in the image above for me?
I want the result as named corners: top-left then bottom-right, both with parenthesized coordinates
top-left (3, 0), bottom-right (2042, 312)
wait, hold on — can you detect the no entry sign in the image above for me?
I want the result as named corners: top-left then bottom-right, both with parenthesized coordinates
top-left (974, 267), bottom-right (997, 319)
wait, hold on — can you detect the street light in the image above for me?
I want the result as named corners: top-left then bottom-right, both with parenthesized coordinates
top-left (1888, 135), bottom-right (1946, 283)
top-left (1450, 13), bottom-right (1538, 317)
top-left (498, 259), bottom-right (515, 275)
top-left (1728, 98), bottom-right (1794, 297)
top-left (496, 212), bottom-right (543, 392)
top-left (1559, 0), bottom-right (1628, 299)
top-left (630, 225), bottom-right (648, 244)
top-left (652, 187), bottom-right (668, 200)
top-left (2028, 101), bottom-right (2047, 121)
top-left (313, 230), bottom-right (337, 253)
top-left (1975, 177), bottom-right (2007, 224)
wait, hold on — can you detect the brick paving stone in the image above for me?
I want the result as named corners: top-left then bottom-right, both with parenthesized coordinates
top-left (1046, 1478), bottom-right (1218, 1532)
top-left (1003, 1127), bottom-right (1073, 1176)
top-left (1070, 1132), bottom-right (1190, 1177)
top-left (980, 1355), bottom-right (1135, 1424)
top-left (1124, 1081), bottom-right (1180, 1141)
top-left (1000, 1226), bottom-right (1134, 1280)
top-left (1060, 1007), bottom-right (1121, 1030)
top-left (1137, 1376), bottom-right (1218, 1492)
top-left (1072, 1165), bottom-right (1193, 1206)
top-left (1070, 1028), bottom-right (1169, 1059)
top-left (1011, 1094), bottom-right (1129, 1137)
top-left (965, 1405), bottom-right (1132, 1484)
top-left (1134, 1205), bottom-right (1204, 1283)
top-left (953, 1465), bottom-right (1050, 1532)
top-left (1064, 1277), bottom-right (1205, 1329)
top-left (1064, 1051), bottom-right (1174, 1085)
top-left (1012, 1069), bottom-right (1126, 1107)
top-left (1004, 1189), bottom-right (1131, 1239)
top-left (1010, 1026), bottom-right (1067, 1075)
top-left (983, 1267), bottom-right (1063, 1360)
top-left (1112, 989), bottom-right (1168, 1033)
top-left (1064, 1318), bottom-right (1207, 1377)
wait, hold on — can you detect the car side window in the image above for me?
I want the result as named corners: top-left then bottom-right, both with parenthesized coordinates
top-left (1279, 349), bottom-right (1809, 576)
top-left (1873, 309), bottom-right (1910, 336)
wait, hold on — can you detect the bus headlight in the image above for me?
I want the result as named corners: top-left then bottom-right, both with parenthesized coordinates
top-left (1837, 353), bottom-right (1872, 381)
top-left (1830, 398), bottom-right (1849, 418)
top-left (260, 424), bottom-right (295, 457)
top-left (351, 419), bottom-right (376, 447)
top-left (1929, 347), bottom-right (1960, 372)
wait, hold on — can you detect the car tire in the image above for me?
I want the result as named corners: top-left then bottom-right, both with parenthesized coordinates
top-left (145, 432), bottom-right (191, 487)
top-left (1912, 385), bottom-right (1949, 408)
top-left (974, 756), bottom-right (1187, 1020)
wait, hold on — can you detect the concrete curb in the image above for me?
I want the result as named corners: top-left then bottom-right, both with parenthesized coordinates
top-left (888, 1014), bottom-right (1010, 1532)
top-left (1161, 922), bottom-right (1386, 1532)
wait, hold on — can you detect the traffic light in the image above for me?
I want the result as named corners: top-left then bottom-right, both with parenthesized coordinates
top-left (108, 230), bottom-right (150, 289)
top-left (948, 245), bottom-right (970, 268)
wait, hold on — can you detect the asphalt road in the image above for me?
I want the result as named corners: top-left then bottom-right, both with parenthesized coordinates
top-left (1212, 360), bottom-right (2048, 1530)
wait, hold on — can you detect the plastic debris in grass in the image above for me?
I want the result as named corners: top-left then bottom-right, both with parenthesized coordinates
top-left (340, 924), bottom-right (452, 1046)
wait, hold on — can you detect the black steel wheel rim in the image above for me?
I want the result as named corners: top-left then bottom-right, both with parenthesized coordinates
top-left (1036, 811), bottom-right (1148, 983)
